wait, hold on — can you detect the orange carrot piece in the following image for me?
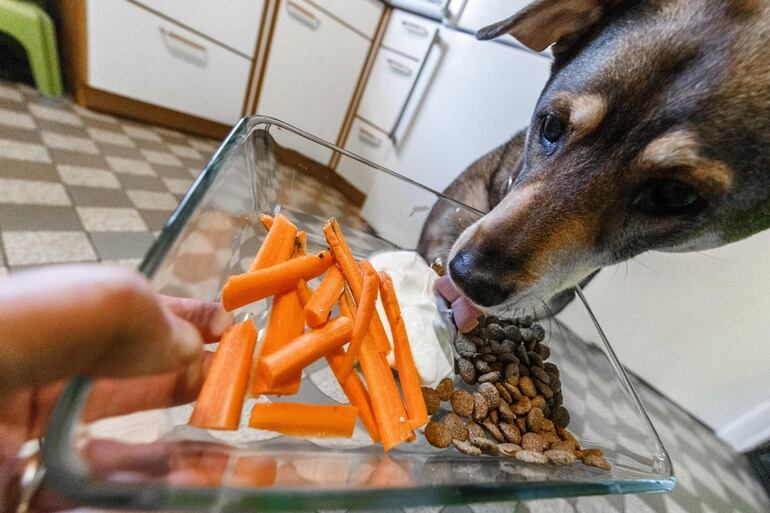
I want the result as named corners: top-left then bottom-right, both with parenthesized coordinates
top-left (251, 290), bottom-right (304, 396)
top-left (297, 279), bottom-right (313, 307)
top-left (323, 219), bottom-right (391, 353)
top-left (189, 320), bottom-right (258, 430)
top-left (257, 316), bottom-right (353, 385)
top-left (378, 271), bottom-right (429, 430)
top-left (258, 213), bottom-right (274, 231)
top-left (231, 456), bottom-right (278, 487)
top-left (303, 266), bottom-right (345, 327)
top-left (325, 346), bottom-right (381, 443)
top-left (250, 213), bottom-right (296, 272)
top-left (295, 230), bottom-right (307, 255)
top-left (337, 263), bottom-right (378, 382)
top-left (249, 403), bottom-right (358, 438)
top-left (222, 251), bottom-right (334, 311)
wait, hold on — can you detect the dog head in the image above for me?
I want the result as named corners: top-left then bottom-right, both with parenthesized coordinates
top-left (449, 0), bottom-right (770, 309)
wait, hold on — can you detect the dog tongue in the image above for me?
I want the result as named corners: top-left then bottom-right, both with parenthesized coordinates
top-left (434, 275), bottom-right (482, 333)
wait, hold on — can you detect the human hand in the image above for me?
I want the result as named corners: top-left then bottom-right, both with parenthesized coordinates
top-left (0, 264), bottom-right (233, 512)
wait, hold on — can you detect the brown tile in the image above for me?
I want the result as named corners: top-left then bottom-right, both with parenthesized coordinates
top-left (116, 173), bottom-right (167, 192)
top-left (97, 143), bottom-right (144, 159)
top-left (0, 205), bottom-right (83, 231)
top-left (67, 186), bottom-right (133, 208)
top-left (47, 149), bottom-right (109, 168)
top-left (0, 125), bottom-right (43, 144)
top-left (0, 159), bottom-right (59, 181)
top-left (81, 116), bottom-right (120, 131)
top-left (35, 119), bottom-right (89, 137)
top-left (152, 164), bottom-right (191, 179)
top-left (0, 98), bottom-right (28, 112)
top-left (139, 209), bottom-right (173, 231)
top-left (90, 231), bottom-right (155, 259)
top-left (131, 139), bottom-right (168, 152)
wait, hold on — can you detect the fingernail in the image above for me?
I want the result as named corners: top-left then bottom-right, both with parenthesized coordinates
top-left (209, 307), bottom-right (235, 338)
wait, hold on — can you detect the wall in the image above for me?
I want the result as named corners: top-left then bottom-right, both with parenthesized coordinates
top-left (560, 229), bottom-right (770, 452)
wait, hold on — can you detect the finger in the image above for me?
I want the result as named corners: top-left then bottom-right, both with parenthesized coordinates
top-left (160, 296), bottom-right (233, 343)
top-left (0, 265), bottom-right (202, 392)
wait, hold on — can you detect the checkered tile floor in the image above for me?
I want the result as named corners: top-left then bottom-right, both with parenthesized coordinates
top-left (0, 80), bottom-right (767, 512)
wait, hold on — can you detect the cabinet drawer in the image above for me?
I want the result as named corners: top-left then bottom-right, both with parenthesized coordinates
top-left (338, 118), bottom-right (390, 194)
top-left (133, 0), bottom-right (265, 56)
top-left (357, 47), bottom-right (420, 134)
top-left (317, 0), bottom-right (383, 39)
top-left (88, 0), bottom-right (250, 125)
top-left (381, 9), bottom-right (439, 60)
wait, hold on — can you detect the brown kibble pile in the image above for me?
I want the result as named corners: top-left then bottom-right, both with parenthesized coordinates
top-left (421, 311), bottom-right (611, 471)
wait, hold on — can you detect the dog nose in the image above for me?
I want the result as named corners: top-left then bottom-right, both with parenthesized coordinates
top-left (449, 249), bottom-right (511, 307)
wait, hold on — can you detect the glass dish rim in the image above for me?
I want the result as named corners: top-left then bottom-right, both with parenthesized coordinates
top-left (42, 116), bottom-right (676, 510)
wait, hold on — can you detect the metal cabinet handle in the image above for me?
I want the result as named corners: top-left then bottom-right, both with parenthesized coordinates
top-left (401, 19), bottom-right (429, 36)
top-left (159, 27), bottom-right (206, 53)
top-left (358, 126), bottom-right (383, 147)
top-left (286, 0), bottom-right (320, 29)
top-left (389, 30), bottom-right (440, 144)
top-left (387, 58), bottom-right (414, 76)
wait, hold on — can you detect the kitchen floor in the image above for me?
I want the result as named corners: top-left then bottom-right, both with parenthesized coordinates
top-left (0, 80), bottom-right (767, 513)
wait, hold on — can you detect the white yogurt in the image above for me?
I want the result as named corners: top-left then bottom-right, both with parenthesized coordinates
top-left (369, 250), bottom-right (455, 387)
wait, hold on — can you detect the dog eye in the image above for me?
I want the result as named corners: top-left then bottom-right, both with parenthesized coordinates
top-left (634, 180), bottom-right (706, 217)
top-left (542, 114), bottom-right (566, 144)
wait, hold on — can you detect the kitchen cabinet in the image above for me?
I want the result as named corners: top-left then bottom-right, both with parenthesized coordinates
top-left (88, 0), bottom-right (252, 125)
top-left (320, 0), bottom-right (384, 38)
top-left (132, 0), bottom-right (266, 56)
top-left (339, 21), bottom-right (551, 248)
top-left (256, 0), bottom-right (375, 165)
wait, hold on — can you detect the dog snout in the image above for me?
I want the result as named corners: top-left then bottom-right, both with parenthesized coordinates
top-left (449, 248), bottom-right (512, 307)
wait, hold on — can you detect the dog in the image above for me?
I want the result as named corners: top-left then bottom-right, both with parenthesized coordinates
top-left (418, 0), bottom-right (770, 317)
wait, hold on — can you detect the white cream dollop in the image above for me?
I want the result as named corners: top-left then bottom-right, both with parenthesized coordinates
top-left (369, 250), bottom-right (455, 387)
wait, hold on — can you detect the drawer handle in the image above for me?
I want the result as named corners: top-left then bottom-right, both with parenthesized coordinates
top-left (358, 126), bottom-right (383, 147)
top-left (401, 20), bottom-right (429, 36)
top-left (387, 58), bottom-right (413, 76)
top-left (287, 0), bottom-right (320, 29)
top-left (159, 27), bottom-right (206, 53)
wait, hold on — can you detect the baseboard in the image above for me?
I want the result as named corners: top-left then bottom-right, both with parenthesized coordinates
top-left (717, 399), bottom-right (770, 452)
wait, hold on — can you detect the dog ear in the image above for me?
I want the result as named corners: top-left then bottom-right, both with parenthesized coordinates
top-left (476, 0), bottom-right (612, 53)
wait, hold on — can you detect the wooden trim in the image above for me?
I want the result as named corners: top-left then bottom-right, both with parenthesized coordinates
top-left (330, 7), bottom-right (392, 170)
top-left (83, 86), bottom-right (230, 139)
top-left (241, 0), bottom-right (274, 116)
top-left (303, 0), bottom-right (375, 42)
top-left (250, 0), bottom-right (282, 114)
top-left (52, 0), bottom-right (88, 104)
top-left (273, 144), bottom-right (365, 208)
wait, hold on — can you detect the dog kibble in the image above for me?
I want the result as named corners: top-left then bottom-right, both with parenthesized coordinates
top-left (499, 401), bottom-right (515, 423)
top-left (472, 392), bottom-right (488, 422)
top-left (527, 408), bottom-right (546, 432)
top-left (536, 343), bottom-right (551, 360)
top-left (531, 395), bottom-right (546, 410)
top-left (498, 443), bottom-right (522, 457)
top-left (503, 325), bottom-right (522, 342)
top-left (425, 421), bottom-right (452, 448)
top-left (504, 382), bottom-right (522, 401)
top-left (516, 450), bottom-right (548, 464)
top-left (512, 396), bottom-right (532, 416)
top-left (545, 449), bottom-right (576, 465)
top-left (486, 323), bottom-right (505, 341)
top-left (479, 353), bottom-right (497, 363)
top-left (467, 421), bottom-right (485, 440)
top-left (541, 419), bottom-right (555, 432)
top-left (531, 324), bottom-right (545, 342)
top-left (496, 383), bottom-right (512, 404)
top-left (443, 412), bottom-right (469, 441)
top-left (582, 448), bottom-right (604, 458)
top-left (518, 363), bottom-right (530, 377)
top-left (516, 417), bottom-right (527, 432)
top-left (528, 351), bottom-right (544, 368)
top-left (515, 345), bottom-right (530, 366)
top-left (478, 371), bottom-right (501, 384)
top-left (551, 406), bottom-right (571, 428)
top-left (436, 378), bottom-right (454, 401)
top-left (534, 379), bottom-right (554, 399)
top-left (422, 387), bottom-right (441, 416)
top-left (552, 440), bottom-right (577, 452)
top-left (475, 359), bottom-right (492, 373)
top-left (521, 432), bottom-right (548, 452)
top-left (451, 390), bottom-right (475, 417)
top-left (530, 366), bottom-right (550, 384)
top-left (543, 362), bottom-right (559, 375)
top-left (477, 382), bottom-right (501, 409)
top-left (457, 358), bottom-right (476, 384)
top-left (499, 422), bottom-right (522, 444)
top-left (470, 435), bottom-right (500, 455)
top-left (453, 439), bottom-right (482, 456)
top-left (456, 339), bottom-right (477, 357)
top-left (519, 376), bottom-right (537, 398)
top-left (543, 431), bottom-right (562, 447)
top-left (583, 454), bottom-right (611, 470)
top-left (489, 409), bottom-right (499, 424)
top-left (482, 419), bottom-right (505, 443)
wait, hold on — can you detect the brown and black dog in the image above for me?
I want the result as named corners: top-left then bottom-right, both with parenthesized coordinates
top-left (418, 0), bottom-right (770, 315)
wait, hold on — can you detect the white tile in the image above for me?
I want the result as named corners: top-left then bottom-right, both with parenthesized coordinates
top-left (154, 126), bottom-right (185, 139)
top-left (0, 139), bottom-right (51, 162)
top-left (162, 177), bottom-right (193, 195)
top-left (41, 131), bottom-right (99, 154)
top-left (188, 167), bottom-right (203, 178)
top-left (28, 103), bottom-right (83, 126)
top-left (0, 108), bottom-right (36, 129)
top-left (56, 165), bottom-right (120, 189)
top-left (77, 207), bottom-right (148, 232)
top-left (140, 149), bottom-right (183, 167)
top-left (167, 143), bottom-right (202, 159)
top-left (122, 124), bottom-right (162, 142)
top-left (72, 104), bottom-right (116, 124)
top-left (126, 189), bottom-right (179, 211)
top-left (0, 83), bottom-right (24, 102)
top-left (105, 156), bottom-right (155, 176)
top-left (87, 127), bottom-right (135, 148)
top-left (188, 138), bottom-right (218, 152)
top-left (2, 231), bottom-right (97, 265)
top-left (0, 178), bottom-right (70, 205)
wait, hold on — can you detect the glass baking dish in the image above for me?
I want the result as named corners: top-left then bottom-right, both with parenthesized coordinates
top-left (43, 116), bottom-right (675, 510)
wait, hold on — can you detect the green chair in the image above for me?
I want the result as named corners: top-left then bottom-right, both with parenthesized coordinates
top-left (0, 0), bottom-right (62, 97)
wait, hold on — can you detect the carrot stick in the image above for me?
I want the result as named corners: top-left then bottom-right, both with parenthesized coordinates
top-left (304, 266), bottom-right (344, 327)
top-left (222, 251), bottom-right (334, 311)
top-left (336, 263), bottom-right (378, 382)
top-left (258, 213), bottom-right (274, 231)
top-left (257, 316), bottom-right (353, 385)
top-left (325, 346), bottom-right (381, 443)
top-left (378, 271), bottom-right (428, 430)
top-left (249, 403), bottom-right (358, 438)
top-left (189, 320), bottom-right (258, 430)
top-left (251, 290), bottom-right (304, 396)
top-left (250, 213), bottom-right (296, 272)
top-left (297, 279), bottom-right (313, 307)
top-left (323, 219), bottom-right (391, 353)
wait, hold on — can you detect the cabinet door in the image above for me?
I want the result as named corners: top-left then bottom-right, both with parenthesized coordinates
top-left (317, 0), bottom-right (383, 39)
top-left (256, 0), bottom-right (371, 165)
